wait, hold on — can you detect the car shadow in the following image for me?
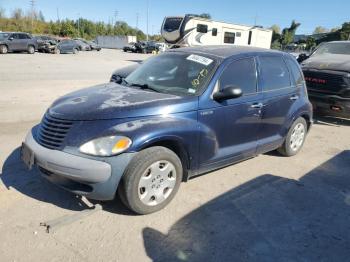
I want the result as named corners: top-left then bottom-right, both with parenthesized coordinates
top-left (126, 60), bottom-right (143, 63)
top-left (1, 147), bottom-right (100, 211)
top-left (142, 150), bottom-right (350, 262)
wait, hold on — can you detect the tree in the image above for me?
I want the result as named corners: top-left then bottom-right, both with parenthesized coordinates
top-left (38, 10), bottom-right (45, 22)
top-left (339, 22), bottom-right (350, 40)
top-left (313, 26), bottom-right (328, 34)
top-left (270, 24), bottom-right (281, 34)
top-left (281, 20), bottom-right (301, 47)
top-left (11, 8), bottom-right (23, 20)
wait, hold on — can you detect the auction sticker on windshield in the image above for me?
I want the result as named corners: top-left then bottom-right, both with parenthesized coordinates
top-left (187, 54), bottom-right (213, 66)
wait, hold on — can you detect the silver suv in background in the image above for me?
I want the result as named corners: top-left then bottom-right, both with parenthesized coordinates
top-left (0, 32), bottom-right (38, 54)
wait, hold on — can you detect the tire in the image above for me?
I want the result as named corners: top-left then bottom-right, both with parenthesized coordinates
top-left (27, 45), bottom-right (35, 54)
top-left (0, 45), bottom-right (8, 54)
top-left (54, 48), bottom-right (60, 54)
top-left (278, 117), bottom-right (307, 157)
top-left (118, 146), bottom-right (183, 215)
top-left (73, 48), bottom-right (79, 54)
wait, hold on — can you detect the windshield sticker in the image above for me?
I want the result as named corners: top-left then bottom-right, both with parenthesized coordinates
top-left (191, 68), bottom-right (209, 88)
top-left (188, 88), bottom-right (196, 94)
top-left (187, 54), bottom-right (213, 66)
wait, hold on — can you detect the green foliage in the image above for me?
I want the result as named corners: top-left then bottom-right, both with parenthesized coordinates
top-left (313, 26), bottom-right (328, 34)
top-left (281, 20), bottom-right (301, 47)
top-left (0, 10), bottom-right (145, 40)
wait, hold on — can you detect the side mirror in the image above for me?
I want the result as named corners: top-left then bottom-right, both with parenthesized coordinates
top-left (213, 86), bottom-right (243, 101)
top-left (297, 53), bottom-right (309, 63)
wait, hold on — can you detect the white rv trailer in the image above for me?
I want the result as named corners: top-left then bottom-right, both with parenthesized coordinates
top-left (161, 15), bottom-right (273, 49)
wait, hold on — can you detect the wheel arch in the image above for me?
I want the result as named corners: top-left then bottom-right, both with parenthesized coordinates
top-left (139, 137), bottom-right (191, 182)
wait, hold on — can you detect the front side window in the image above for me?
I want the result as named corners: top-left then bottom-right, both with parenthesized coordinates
top-left (224, 32), bottom-right (235, 44)
top-left (125, 53), bottom-right (217, 96)
top-left (259, 56), bottom-right (291, 91)
top-left (219, 58), bottom-right (257, 95)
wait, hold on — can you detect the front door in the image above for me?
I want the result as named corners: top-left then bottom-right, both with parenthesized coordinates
top-left (198, 57), bottom-right (263, 173)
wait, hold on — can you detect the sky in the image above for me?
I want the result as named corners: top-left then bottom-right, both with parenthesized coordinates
top-left (0, 0), bottom-right (349, 35)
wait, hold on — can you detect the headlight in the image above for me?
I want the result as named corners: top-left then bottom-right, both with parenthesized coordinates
top-left (79, 136), bottom-right (132, 156)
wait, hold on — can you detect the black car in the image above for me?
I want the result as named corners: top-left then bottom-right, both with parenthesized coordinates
top-left (135, 41), bottom-right (159, 54)
top-left (301, 41), bottom-right (350, 118)
top-left (123, 42), bottom-right (137, 52)
top-left (34, 35), bottom-right (59, 54)
top-left (57, 40), bottom-right (80, 54)
top-left (0, 32), bottom-right (38, 54)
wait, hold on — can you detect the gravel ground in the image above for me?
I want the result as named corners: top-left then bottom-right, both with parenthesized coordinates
top-left (0, 49), bottom-right (350, 262)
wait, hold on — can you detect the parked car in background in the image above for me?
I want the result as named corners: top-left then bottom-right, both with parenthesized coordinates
top-left (73, 39), bottom-right (92, 51)
top-left (300, 41), bottom-right (350, 118)
top-left (110, 63), bottom-right (140, 83)
top-left (156, 42), bottom-right (168, 53)
top-left (123, 42), bottom-right (137, 52)
top-left (34, 35), bottom-right (59, 54)
top-left (135, 41), bottom-right (159, 53)
top-left (0, 32), bottom-right (38, 54)
top-left (21, 46), bottom-right (312, 215)
top-left (57, 40), bottom-right (80, 54)
top-left (87, 40), bottom-right (101, 51)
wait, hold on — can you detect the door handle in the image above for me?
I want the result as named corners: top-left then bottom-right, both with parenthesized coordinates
top-left (290, 95), bottom-right (299, 101)
top-left (250, 102), bottom-right (264, 109)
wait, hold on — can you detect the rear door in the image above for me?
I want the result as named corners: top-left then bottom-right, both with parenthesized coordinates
top-left (17, 33), bottom-right (31, 50)
top-left (9, 33), bottom-right (21, 50)
top-left (257, 55), bottom-right (298, 153)
top-left (198, 57), bottom-right (263, 171)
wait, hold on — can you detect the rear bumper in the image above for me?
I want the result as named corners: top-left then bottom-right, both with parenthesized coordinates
top-left (309, 93), bottom-right (350, 118)
top-left (24, 131), bottom-right (135, 200)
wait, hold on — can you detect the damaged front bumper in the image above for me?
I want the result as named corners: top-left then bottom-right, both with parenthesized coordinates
top-left (22, 130), bottom-right (135, 200)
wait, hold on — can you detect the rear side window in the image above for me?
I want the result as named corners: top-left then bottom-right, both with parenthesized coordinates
top-left (285, 57), bottom-right (303, 86)
top-left (259, 56), bottom-right (291, 91)
top-left (224, 32), bottom-right (235, 44)
top-left (19, 34), bottom-right (30, 39)
top-left (219, 58), bottom-right (257, 95)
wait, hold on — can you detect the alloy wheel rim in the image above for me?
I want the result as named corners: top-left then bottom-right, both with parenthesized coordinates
top-left (290, 123), bottom-right (305, 151)
top-left (138, 160), bottom-right (177, 206)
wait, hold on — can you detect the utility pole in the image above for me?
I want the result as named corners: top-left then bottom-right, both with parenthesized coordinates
top-left (146, 0), bottom-right (149, 41)
top-left (136, 12), bottom-right (139, 29)
top-left (77, 13), bottom-right (80, 37)
top-left (113, 10), bottom-right (118, 26)
top-left (30, 0), bottom-right (35, 32)
top-left (56, 7), bottom-right (60, 22)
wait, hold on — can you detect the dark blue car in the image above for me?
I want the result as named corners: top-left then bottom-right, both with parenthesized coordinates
top-left (21, 46), bottom-right (312, 214)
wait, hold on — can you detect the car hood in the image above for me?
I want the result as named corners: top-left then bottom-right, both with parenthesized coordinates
top-left (49, 83), bottom-right (198, 120)
top-left (302, 54), bottom-right (350, 72)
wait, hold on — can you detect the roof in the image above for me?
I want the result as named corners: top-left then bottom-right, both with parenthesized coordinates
top-left (170, 45), bottom-right (282, 59)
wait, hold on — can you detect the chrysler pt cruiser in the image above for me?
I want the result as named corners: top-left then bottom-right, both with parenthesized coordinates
top-left (21, 46), bottom-right (312, 214)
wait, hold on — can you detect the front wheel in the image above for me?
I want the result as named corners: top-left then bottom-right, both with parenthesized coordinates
top-left (0, 45), bottom-right (8, 54)
top-left (27, 45), bottom-right (35, 54)
top-left (73, 48), bottom-right (79, 54)
top-left (118, 146), bottom-right (183, 215)
top-left (278, 117), bottom-right (307, 156)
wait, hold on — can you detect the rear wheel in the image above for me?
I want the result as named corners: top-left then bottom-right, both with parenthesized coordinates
top-left (0, 45), bottom-right (8, 54)
top-left (27, 45), bottom-right (35, 54)
top-left (118, 146), bottom-right (183, 215)
top-left (278, 117), bottom-right (307, 156)
top-left (54, 48), bottom-right (60, 54)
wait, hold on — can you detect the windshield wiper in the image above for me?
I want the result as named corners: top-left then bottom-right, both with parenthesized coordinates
top-left (128, 82), bottom-right (160, 93)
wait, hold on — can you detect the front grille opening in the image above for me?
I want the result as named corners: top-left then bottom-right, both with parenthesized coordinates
top-left (39, 167), bottom-right (93, 193)
top-left (37, 113), bottom-right (73, 150)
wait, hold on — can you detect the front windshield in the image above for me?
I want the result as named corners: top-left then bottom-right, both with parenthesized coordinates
top-left (313, 42), bottom-right (350, 56)
top-left (124, 52), bottom-right (217, 96)
top-left (0, 33), bottom-right (10, 40)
